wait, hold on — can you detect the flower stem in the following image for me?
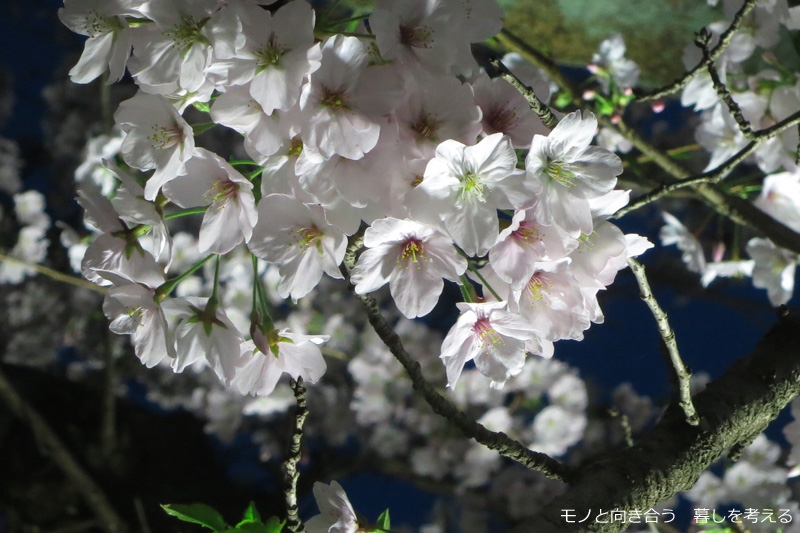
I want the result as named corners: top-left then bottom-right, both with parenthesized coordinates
top-left (164, 207), bottom-right (207, 220)
top-left (469, 263), bottom-right (502, 301)
top-left (155, 254), bottom-right (214, 300)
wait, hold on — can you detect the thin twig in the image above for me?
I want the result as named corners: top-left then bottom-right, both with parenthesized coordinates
top-left (627, 258), bottom-right (699, 426)
top-left (615, 109), bottom-right (800, 218)
top-left (0, 253), bottom-right (106, 293)
top-left (489, 57), bottom-right (558, 129)
top-left (0, 366), bottom-right (128, 532)
top-left (341, 237), bottom-right (572, 483)
top-left (283, 378), bottom-right (307, 533)
top-left (696, 28), bottom-right (756, 140)
top-left (634, 0), bottom-right (759, 102)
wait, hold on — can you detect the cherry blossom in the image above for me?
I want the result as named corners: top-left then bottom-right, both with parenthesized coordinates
top-left (114, 91), bottom-right (195, 201)
top-left (162, 148), bottom-right (257, 255)
top-left (232, 331), bottom-right (328, 397)
top-left (408, 133), bottom-right (535, 256)
top-left (305, 481), bottom-right (359, 533)
top-left (526, 110), bottom-right (622, 236)
top-left (440, 301), bottom-right (541, 390)
top-left (351, 217), bottom-right (467, 318)
top-left (248, 194), bottom-right (347, 301)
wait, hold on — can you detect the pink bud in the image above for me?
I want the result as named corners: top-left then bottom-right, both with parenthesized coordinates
top-left (610, 114), bottom-right (621, 124)
top-left (712, 241), bottom-right (725, 263)
top-left (762, 50), bottom-right (778, 64)
top-left (587, 64), bottom-right (600, 75)
top-left (652, 100), bottom-right (665, 114)
top-left (624, 87), bottom-right (633, 96)
top-left (583, 89), bottom-right (596, 100)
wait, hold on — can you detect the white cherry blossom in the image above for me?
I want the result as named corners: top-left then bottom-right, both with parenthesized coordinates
top-left (351, 217), bottom-right (467, 318)
top-left (408, 133), bottom-right (535, 256)
top-left (114, 91), bottom-right (195, 201)
top-left (162, 148), bottom-right (257, 255)
top-left (440, 301), bottom-right (540, 390)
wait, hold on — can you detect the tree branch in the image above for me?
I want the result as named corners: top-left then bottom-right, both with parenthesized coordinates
top-left (696, 28), bottom-right (756, 141)
top-left (634, 0), bottom-right (759, 102)
top-left (627, 258), bottom-right (698, 426)
top-left (340, 237), bottom-right (572, 483)
top-left (489, 57), bottom-right (558, 129)
top-left (283, 378), bottom-right (307, 533)
top-left (512, 309), bottom-right (800, 533)
top-left (0, 365), bottom-right (128, 533)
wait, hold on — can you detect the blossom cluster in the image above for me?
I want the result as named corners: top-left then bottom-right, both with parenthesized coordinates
top-left (655, 0), bottom-right (800, 305)
top-left (57, 0), bottom-right (651, 397)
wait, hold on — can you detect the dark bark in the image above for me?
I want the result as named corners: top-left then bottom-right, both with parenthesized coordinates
top-left (513, 309), bottom-right (800, 533)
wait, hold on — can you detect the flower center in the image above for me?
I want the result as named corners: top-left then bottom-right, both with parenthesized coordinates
top-left (294, 225), bottom-right (324, 255)
top-left (167, 16), bottom-right (210, 53)
top-left (411, 113), bottom-right (439, 142)
top-left (399, 24), bottom-right (433, 49)
top-left (526, 272), bottom-right (552, 306)
top-left (321, 87), bottom-right (348, 111)
top-left (512, 221), bottom-right (542, 244)
top-left (484, 105), bottom-right (517, 135)
top-left (147, 124), bottom-right (182, 150)
top-left (398, 237), bottom-right (424, 268)
top-left (207, 179), bottom-right (240, 207)
top-left (459, 172), bottom-right (487, 204)
top-left (545, 159), bottom-right (578, 188)
top-left (255, 35), bottom-right (284, 72)
top-left (82, 10), bottom-right (122, 37)
top-left (287, 136), bottom-right (304, 157)
top-left (473, 318), bottom-right (504, 349)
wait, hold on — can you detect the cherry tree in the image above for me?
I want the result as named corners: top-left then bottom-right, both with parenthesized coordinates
top-left (1, 0), bottom-right (800, 532)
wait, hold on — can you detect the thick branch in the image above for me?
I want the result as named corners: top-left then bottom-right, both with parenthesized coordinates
top-left (0, 366), bottom-right (128, 533)
top-left (512, 310), bottom-right (800, 533)
top-left (284, 378), bottom-right (307, 533)
top-left (627, 258), bottom-right (698, 426)
top-left (634, 0), bottom-right (759, 102)
top-left (341, 238), bottom-right (572, 483)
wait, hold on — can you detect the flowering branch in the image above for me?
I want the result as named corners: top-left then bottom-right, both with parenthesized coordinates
top-left (627, 258), bottom-right (699, 427)
top-left (0, 366), bottom-right (128, 533)
top-left (633, 0), bottom-right (759, 102)
top-left (514, 310), bottom-right (800, 533)
top-left (341, 237), bottom-right (573, 483)
top-left (488, 57), bottom-right (558, 129)
top-left (283, 377), bottom-right (308, 533)
top-left (614, 110), bottom-right (800, 227)
top-left (495, 30), bottom-right (800, 256)
top-left (696, 28), bottom-right (756, 141)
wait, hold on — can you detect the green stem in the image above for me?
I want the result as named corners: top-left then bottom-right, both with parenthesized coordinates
top-left (155, 254), bottom-right (214, 300)
top-left (331, 13), bottom-right (371, 25)
top-left (207, 255), bottom-right (221, 310)
top-left (164, 207), bottom-right (207, 220)
top-left (251, 254), bottom-right (275, 332)
top-left (469, 264), bottom-right (502, 302)
top-left (459, 275), bottom-right (477, 303)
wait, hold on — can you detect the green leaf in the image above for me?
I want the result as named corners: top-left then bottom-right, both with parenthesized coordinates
top-left (236, 502), bottom-right (262, 526)
top-left (264, 517), bottom-right (285, 533)
top-left (376, 508), bottom-right (390, 530)
top-left (161, 503), bottom-right (229, 532)
top-left (193, 101), bottom-right (211, 113)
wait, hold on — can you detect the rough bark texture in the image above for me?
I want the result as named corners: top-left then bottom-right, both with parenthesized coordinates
top-left (513, 310), bottom-right (800, 533)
